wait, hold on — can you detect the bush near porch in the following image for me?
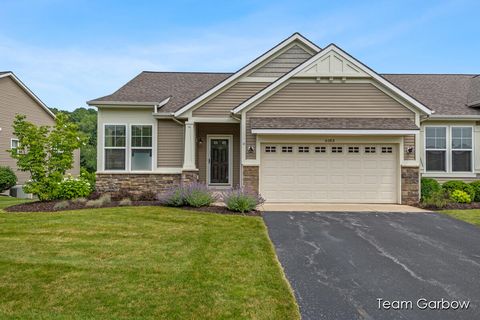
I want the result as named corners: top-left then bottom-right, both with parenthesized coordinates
top-left (420, 178), bottom-right (480, 209)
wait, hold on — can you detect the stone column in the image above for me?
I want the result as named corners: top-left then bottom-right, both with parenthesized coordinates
top-left (243, 165), bottom-right (259, 192)
top-left (401, 166), bottom-right (419, 205)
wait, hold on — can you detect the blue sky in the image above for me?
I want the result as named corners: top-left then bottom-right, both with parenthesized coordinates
top-left (1, 0), bottom-right (479, 111)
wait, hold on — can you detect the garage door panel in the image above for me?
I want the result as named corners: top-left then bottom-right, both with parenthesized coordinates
top-left (260, 143), bottom-right (397, 203)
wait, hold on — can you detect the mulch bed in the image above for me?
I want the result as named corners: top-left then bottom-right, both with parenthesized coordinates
top-left (3, 200), bottom-right (261, 216)
top-left (418, 202), bottom-right (480, 211)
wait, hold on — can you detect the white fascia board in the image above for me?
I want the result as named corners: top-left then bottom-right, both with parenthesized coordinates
top-left (173, 33), bottom-right (321, 118)
top-left (88, 101), bottom-right (159, 107)
top-left (232, 44), bottom-right (433, 115)
top-left (251, 129), bottom-right (419, 135)
top-left (425, 115), bottom-right (480, 120)
top-left (0, 72), bottom-right (56, 119)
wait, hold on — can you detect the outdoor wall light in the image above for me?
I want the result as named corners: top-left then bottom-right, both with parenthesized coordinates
top-left (406, 146), bottom-right (414, 154)
top-left (247, 146), bottom-right (255, 153)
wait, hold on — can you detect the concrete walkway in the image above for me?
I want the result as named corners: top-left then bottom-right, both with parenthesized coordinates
top-left (260, 203), bottom-right (429, 212)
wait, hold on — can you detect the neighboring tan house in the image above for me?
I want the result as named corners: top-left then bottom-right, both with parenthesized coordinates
top-left (0, 72), bottom-right (80, 194)
top-left (87, 33), bottom-right (480, 205)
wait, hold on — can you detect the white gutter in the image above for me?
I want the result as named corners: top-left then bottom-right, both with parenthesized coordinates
top-left (251, 129), bottom-right (419, 135)
top-left (87, 101), bottom-right (159, 106)
top-left (424, 114), bottom-right (480, 120)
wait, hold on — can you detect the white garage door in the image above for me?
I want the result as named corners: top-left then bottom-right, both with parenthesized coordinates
top-left (260, 144), bottom-right (398, 203)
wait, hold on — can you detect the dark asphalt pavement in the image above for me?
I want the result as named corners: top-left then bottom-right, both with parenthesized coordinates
top-left (263, 211), bottom-right (480, 320)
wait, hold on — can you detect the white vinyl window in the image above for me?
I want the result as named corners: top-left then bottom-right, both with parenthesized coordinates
top-left (11, 139), bottom-right (19, 149)
top-left (451, 127), bottom-right (472, 172)
top-left (131, 125), bottom-right (153, 171)
top-left (104, 125), bottom-right (127, 170)
top-left (265, 146), bottom-right (277, 153)
top-left (425, 127), bottom-right (446, 172)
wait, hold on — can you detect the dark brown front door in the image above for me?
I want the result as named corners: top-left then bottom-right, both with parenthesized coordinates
top-left (209, 138), bottom-right (229, 184)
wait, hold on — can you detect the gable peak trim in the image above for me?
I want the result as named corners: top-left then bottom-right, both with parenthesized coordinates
top-left (232, 43), bottom-right (433, 115)
top-left (173, 33), bottom-right (321, 117)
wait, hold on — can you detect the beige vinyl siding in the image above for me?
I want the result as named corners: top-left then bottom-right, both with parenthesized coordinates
top-left (246, 82), bottom-right (415, 159)
top-left (196, 123), bottom-right (240, 186)
top-left (193, 82), bottom-right (269, 117)
top-left (404, 135), bottom-right (415, 160)
top-left (0, 77), bottom-right (56, 184)
top-left (157, 120), bottom-right (184, 167)
top-left (249, 45), bottom-right (313, 78)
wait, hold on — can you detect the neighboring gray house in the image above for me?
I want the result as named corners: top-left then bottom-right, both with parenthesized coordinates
top-left (0, 72), bottom-right (80, 192)
top-left (87, 33), bottom-right (480, 204)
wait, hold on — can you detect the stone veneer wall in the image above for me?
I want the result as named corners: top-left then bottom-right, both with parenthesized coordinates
top-left (401, 166), bottom-right (419, 205)
top-left (96, 173), bottom-right (181, 197)
top-left (243, 166), bottom-right (259, 193)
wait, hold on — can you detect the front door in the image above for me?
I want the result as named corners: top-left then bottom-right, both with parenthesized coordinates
top-left (208, 136), bottom-right (231, 185)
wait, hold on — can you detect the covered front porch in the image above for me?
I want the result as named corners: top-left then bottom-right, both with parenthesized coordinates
top-left (183, 121), bottom-right (241, 189)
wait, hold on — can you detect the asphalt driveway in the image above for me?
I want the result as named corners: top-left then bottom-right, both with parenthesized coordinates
top-left (263, 211), bottom-right (480, 320)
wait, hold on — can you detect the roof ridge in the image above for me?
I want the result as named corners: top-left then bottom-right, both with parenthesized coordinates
top-left (382, 73), bottom-right (478, 76)
top-left (141, 71), bottom-right (233, 75)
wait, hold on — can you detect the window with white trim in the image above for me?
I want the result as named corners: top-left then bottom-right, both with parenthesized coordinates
top-left (425, 127), bottom-right (446, 171)
top-left (104, 125), bottom-right (126, 170)
top-left (331, 146), bottom-right (343, 153)
top-left (131, 125), bottom-right (153, 171)
top-left (451, 127), bottom-right (472, 172)
top-left (348, 146), bottom-right (359, 153)
top-left (11, 139), bottom-right (19, 149)
top-left (298, 146), bottom-right (309, 153)
top-left (365, 146), bottom-right (376, 153)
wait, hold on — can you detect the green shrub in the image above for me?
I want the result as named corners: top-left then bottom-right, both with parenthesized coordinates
top-left (71, 197), bottom-right (88, 205)
top-left (421, 190), bottom-right (449, 209)
top-left (450, 190), bottom-right (471, 203)
top-left (420, 178), bottom-right (441, 200)
top-left (0, 166), bottom-right (17, 192)
top-left (469, 181), bottom-right (480, 202)
top-left (119, 198), bottom-right (132, 206)
top-left (183, 183), bottom-right (217, 207)
top-left (56, 175), bottom-right (92, 200)
top-left (223, 188), bottom-right (265, 213)
top-left (86, 194), bottom-right (111, 208)
top-left (9, 113), bottom-right (86, 200)
top-left (160, 188), bottom-right (185, 207)
top-left (442, 180), bottom-right (475, 200)
top-left (80, 168), bottom-right (96, 190)
top-left (53, 200), bottom-right (70, 210)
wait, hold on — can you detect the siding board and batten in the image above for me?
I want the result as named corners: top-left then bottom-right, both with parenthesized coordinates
top-left (157, 120), bottom-right (184, 167)
top-left (246, 82), bottom-right (416, 159)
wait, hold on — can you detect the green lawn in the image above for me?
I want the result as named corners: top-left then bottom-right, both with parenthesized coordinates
top-left (0, 200), bottom-right (299, 319)
top-left (441, 209), bottom-right (480, 227)
top-left (0, 196), bottom-right (30, 209)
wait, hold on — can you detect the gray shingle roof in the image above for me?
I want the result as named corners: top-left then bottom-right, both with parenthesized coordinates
top-left (88, 71), bottom-right (480, 117)
top-left (88, 71), bottom-right (232, 112)
top-left (382, 74), bottom-right (480, 116)
top-left (250, 117), bottom-right (419, 130)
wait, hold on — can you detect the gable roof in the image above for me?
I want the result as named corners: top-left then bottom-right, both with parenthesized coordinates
top-left (0, 71), bottom-right (56, 119)
top-left (172, 33), bottom-right (321, 117)
top-left (87, 71), bottom-right (231, 111)
top-left (232, 44), bottom-right (432, 115)
top-left (383, 74), bottom-right (480, 117)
